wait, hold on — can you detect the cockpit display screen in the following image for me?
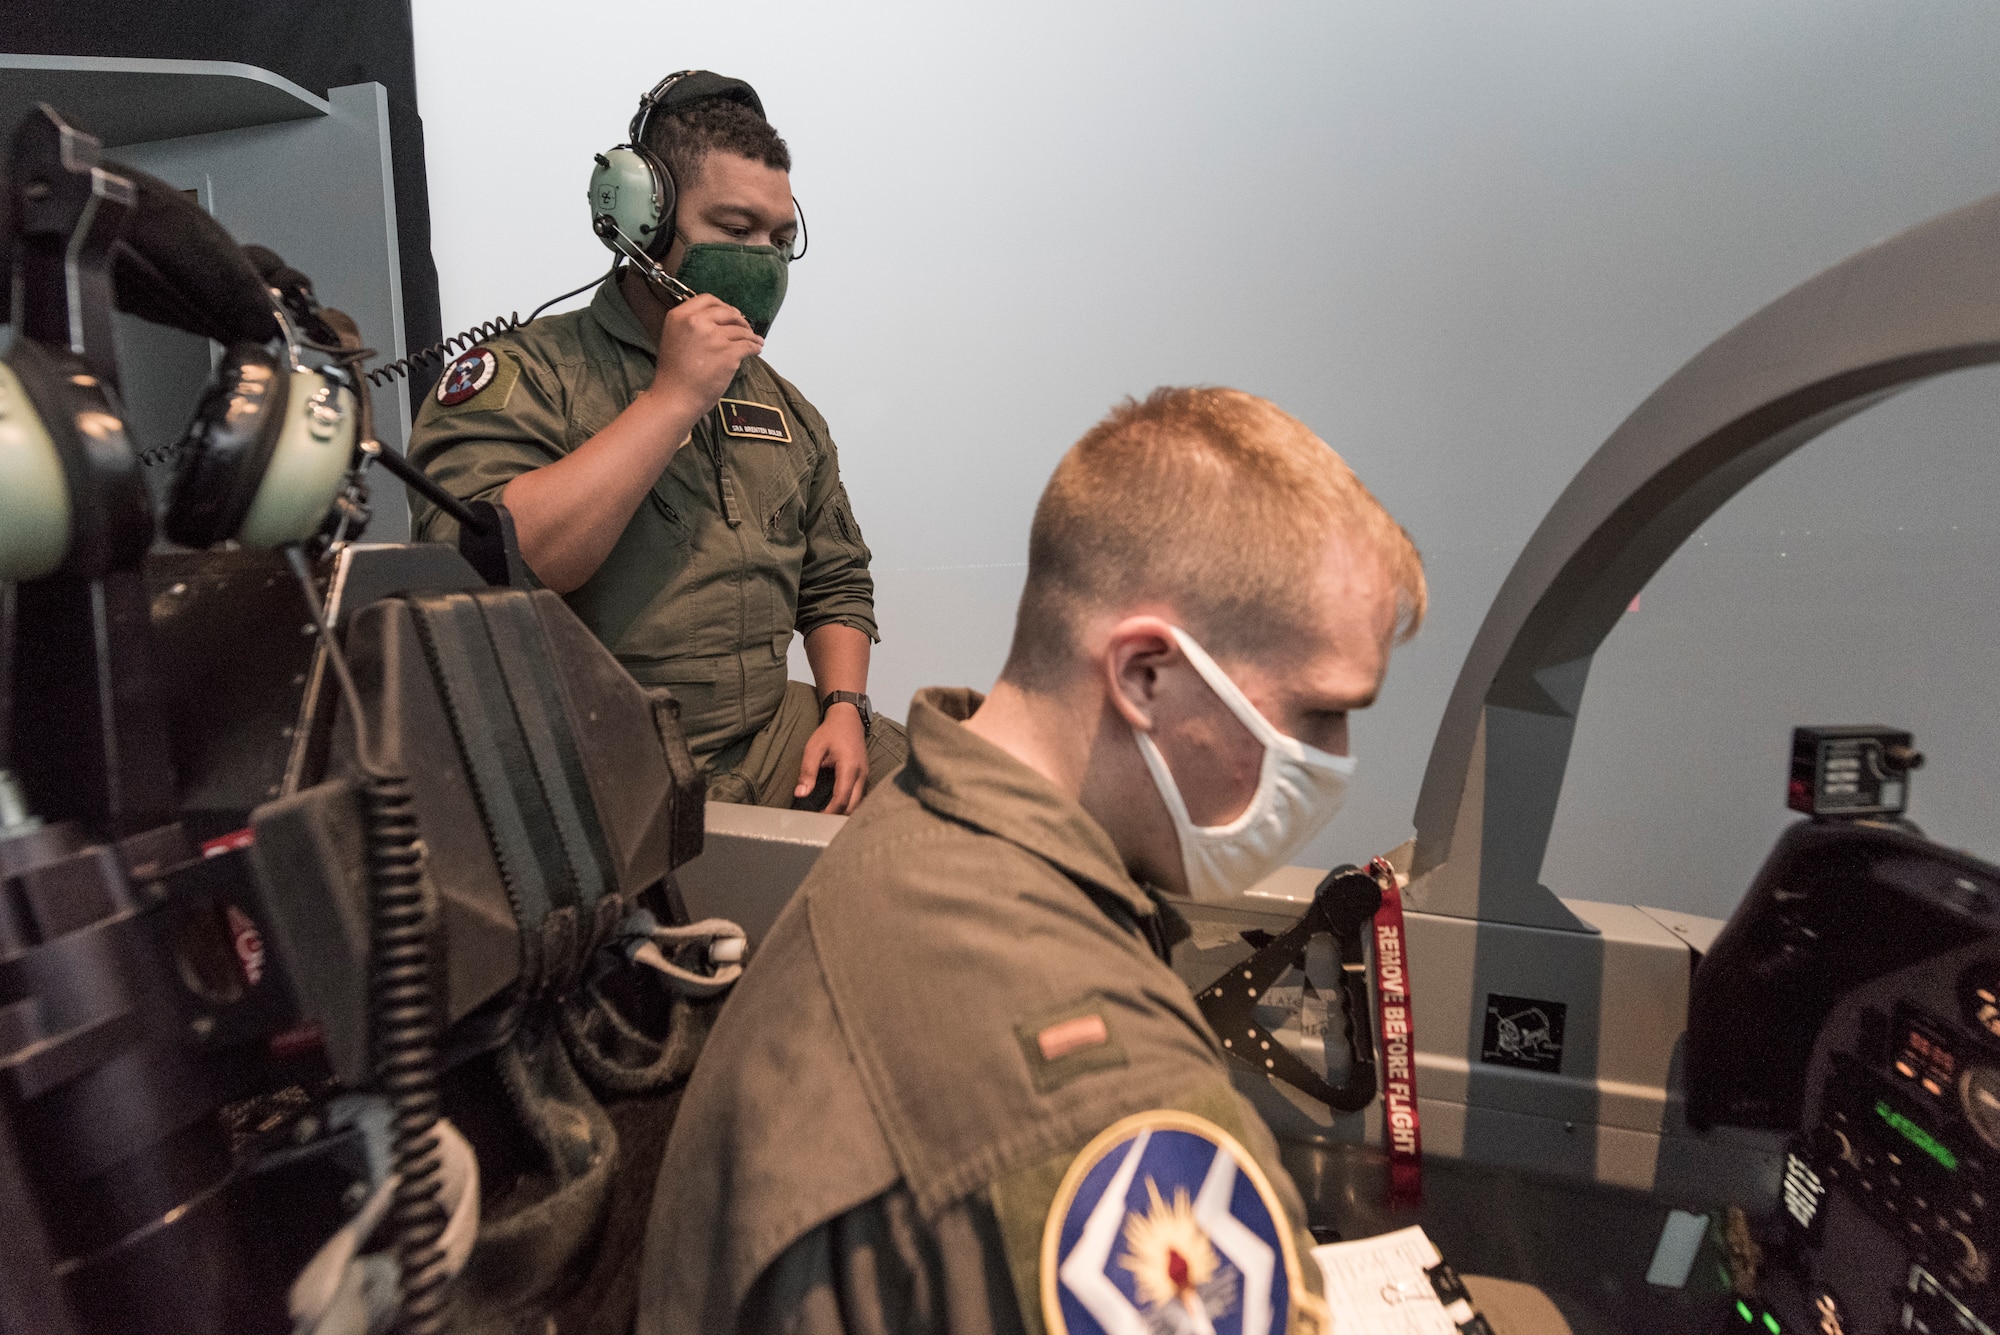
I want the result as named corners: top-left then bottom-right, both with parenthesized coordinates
top-left (1900, 1013), bottom-right (1962, 1101)
top-left (1878, 1100), bottom-right (1961, 1172)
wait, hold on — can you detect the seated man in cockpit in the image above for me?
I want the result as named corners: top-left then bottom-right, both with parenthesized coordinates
top-left (638, 386), bottom-right (1429, 1334)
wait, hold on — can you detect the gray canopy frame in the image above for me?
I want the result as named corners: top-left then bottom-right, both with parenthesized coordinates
top-left (1407, 190), bottom-right (2000, 932)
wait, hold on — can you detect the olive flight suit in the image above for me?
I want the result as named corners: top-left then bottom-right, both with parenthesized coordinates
top-left (636, 688), bottom-right (1328, 1335)
top-left (407, 279), bottom-right (907, 801)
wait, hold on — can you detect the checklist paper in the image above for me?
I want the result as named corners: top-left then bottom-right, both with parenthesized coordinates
top-left (1311, 1225), bottom-right (1487, 1334)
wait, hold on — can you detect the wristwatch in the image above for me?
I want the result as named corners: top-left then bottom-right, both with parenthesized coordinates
top-left (819, 690), bottom-right (873, 737)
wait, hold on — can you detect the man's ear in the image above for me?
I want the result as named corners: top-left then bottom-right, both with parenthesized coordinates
top-left (1101, 617), bottom-right (1181, 731)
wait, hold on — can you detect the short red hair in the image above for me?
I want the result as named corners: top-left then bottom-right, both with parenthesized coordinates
top-left (1002, 386), bottom-right (1425, 687)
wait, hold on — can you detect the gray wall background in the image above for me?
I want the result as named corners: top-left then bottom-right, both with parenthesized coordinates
top-left (412, 0), bottom-right (2000, 920)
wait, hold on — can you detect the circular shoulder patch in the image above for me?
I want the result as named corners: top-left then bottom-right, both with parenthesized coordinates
top-left (1041, 1110), bottom-right (1303, 1335)
top-left (436, 347), bottom-right (498, 406)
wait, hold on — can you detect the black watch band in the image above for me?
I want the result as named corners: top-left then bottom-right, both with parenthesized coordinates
top-left (820, 690), bottom-right (872, 736)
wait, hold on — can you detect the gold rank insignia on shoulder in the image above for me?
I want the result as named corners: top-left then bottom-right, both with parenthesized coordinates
top-left (1016, 995), bottom-right (1127, 1094)
top-left (1041, 1109), bottom-right (1315, 1335)
top-left (717, 397), bottom-right (791, 442)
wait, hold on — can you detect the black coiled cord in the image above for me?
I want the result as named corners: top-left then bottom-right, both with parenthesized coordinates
top-left (365, 314), bottom-right (522, 388)
top-left (364, 770), bottom-right (450, 1335)
top-left (283, 546), bottom-right (450, 1334)
top-left (365, 264), bottom-right (617, 387)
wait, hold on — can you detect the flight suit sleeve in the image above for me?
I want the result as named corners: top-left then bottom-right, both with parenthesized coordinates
top-left (738, 1187), bottom-right (1028, 1335)
top-left (405, 347), bottom-right (564, 552)
top-left (984, 1083), bottom-right (1330, 1335)
top-left (785, 386), bottom-right (880, 642)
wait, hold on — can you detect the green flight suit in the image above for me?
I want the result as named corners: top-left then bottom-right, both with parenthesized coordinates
top-left (636, 688), bottom-right (1328, 1335)
top-left (407, 279), bottom-right (900, 792)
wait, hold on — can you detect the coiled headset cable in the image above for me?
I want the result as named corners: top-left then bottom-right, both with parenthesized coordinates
top-left (363, 264), bottom-right (617, 388)
top-left (283, 545), bottom-right (451, 1335)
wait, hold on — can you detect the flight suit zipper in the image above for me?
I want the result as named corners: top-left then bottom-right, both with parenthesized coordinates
top-left (702, 421), bottom-right (753, 741)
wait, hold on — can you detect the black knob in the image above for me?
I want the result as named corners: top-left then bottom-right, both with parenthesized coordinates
top-left (1315, 865), bottom-right (1382, 926)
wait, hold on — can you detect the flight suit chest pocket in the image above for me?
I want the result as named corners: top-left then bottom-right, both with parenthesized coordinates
top-left (762, 487), bottom-right (807, 546)
top-left (645, 438), bottom-right (712, 548)
top-left (734, 440), bottom-right (815, 546)
top-left (645, 492), bottom-right (694, 548)
top-left (713, 394), bottom-right (813, 549)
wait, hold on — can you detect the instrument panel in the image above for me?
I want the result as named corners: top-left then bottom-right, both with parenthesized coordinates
top-left (1810, 1052), bottom-right (1991, 1287)
top-left (1786, 976), bottom-right (2000, 1333)
top-left (1693, 812), bottom-right (2000, 1334)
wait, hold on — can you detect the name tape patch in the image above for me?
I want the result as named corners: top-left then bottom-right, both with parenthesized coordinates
top-left (718, 397), bottom-right (791, 442)
top-left (1041, 1110), bottom-right (1302, 1335)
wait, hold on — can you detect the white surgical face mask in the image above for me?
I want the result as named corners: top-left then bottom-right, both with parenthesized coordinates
top-left (1131, 626), bottom-right (1357, 902)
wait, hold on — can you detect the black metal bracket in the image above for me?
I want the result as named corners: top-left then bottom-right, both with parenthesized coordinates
top-left (457, 498), bottom-right (529, 587)
top-left (1197, 865), bottom-right (1383, 1114)
top-left (8, 104), bottom-right (131, 385)
top-left (360, 437), bottom-right (493, 539)
top-left (6, 107), bottom-right (153, 581)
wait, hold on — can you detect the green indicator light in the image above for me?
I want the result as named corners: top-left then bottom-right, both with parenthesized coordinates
top-left (1736, 1300), bottom-right (1754, 1322)
top-left (1762, 1314), bottom-right (1781, 1334)
top-left (1876, 1100), bottom-right (1959, 1171)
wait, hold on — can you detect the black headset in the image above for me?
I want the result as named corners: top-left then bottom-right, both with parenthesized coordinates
top-left (587, 70), bottom-right (802, 293)
top-left (1, 116), bottom-right (358, 583)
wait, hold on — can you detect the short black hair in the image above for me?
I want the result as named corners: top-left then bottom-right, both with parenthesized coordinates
top-left (644, 97), bottom-right (791, 188)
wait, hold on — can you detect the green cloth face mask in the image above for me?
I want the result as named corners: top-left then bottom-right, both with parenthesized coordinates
top-left (673, 241), bottom-right (789, 336)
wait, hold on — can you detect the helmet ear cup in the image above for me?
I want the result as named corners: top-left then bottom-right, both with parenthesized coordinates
top-left (165, 342), bottom-right (289, 548)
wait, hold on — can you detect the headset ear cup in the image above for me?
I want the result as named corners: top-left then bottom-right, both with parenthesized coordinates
top-left (589, 145), bottom-right (676, 263)
top-left (233, 368), bottom-right (355, 549)
top-left (165, 343), bottom-right (288, 549)
top-left (0, 355), bottom-right (73, 582)
top-left (2, 336), bottom-right (149, 578)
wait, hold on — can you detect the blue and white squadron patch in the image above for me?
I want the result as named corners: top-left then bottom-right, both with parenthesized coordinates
top-left (1041, 1110), bottom-right (1305, 1335)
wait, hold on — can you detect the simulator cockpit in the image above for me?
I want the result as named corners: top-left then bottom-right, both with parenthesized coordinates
top-left (3, 61), bottom-right (1999, 1335)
